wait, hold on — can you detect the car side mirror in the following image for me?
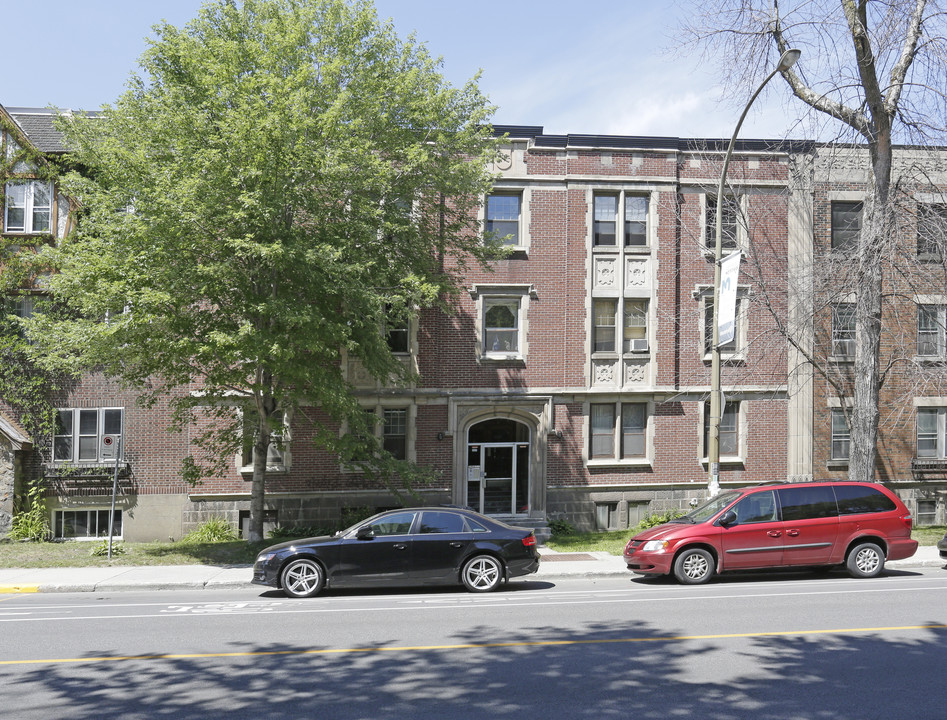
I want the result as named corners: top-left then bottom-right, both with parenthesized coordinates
top-left (356, 525), bottom-right (374, 540)
top-left (718, 511), bottom-right (737, 527)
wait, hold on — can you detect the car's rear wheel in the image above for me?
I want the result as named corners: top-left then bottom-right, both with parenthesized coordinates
top-left (461, 555), bottom-right (503, 592)
top-left (673, 548), bottom-right (715, 584)
top-left (280, 558), bottom-right (325, 598)
top-left (846, 542), bottom-right (885, 579)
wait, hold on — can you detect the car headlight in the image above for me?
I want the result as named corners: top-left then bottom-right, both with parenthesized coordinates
top-left (256, 552), bottom-right (277, 565)
top-left (641, 540), bottom-right (669, 552)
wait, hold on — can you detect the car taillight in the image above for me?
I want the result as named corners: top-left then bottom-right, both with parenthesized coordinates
top-left (901, 513), bottom-right (913, 529)
top-left (522, 534), bottom-right (537, 547)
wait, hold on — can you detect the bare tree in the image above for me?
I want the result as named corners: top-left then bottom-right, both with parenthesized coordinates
top-left (680, 0), bottom-right (947, 482)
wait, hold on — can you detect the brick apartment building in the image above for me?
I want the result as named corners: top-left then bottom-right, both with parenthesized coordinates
top-left (2, 104), bottom-right (945, 541)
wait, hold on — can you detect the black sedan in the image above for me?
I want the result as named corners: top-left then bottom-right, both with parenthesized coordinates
top-left (252, 507), bottom-right (541, 598)
top-left (938, 530), bottom-right (947, 563)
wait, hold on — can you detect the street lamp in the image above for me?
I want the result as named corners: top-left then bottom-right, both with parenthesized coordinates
top-left (708, 48), bottom-right (801, 496)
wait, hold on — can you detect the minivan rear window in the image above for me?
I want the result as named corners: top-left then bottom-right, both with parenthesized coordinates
top-left (833, 485), bottom-right (896, 515)
top-left (777, 486), bottom-right (838, 521)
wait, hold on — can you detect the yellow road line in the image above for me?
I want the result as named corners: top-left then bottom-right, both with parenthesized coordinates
top-left (0, 585), bottom-right (39, 594)
top-left (3, 623), bottom-right (946, 667)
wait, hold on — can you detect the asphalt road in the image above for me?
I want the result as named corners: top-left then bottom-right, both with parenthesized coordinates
top-left (2, 568), bottom-right (946, 719)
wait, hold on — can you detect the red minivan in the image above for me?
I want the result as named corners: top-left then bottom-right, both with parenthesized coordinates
top-left (623, 481), bottom-right (918, 584)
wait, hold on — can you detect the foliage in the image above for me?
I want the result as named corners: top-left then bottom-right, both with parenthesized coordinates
top-left (6, 482), bottom-right (51, 542)
top-left (340, 505), bottom-right (376, 530)
top-left (179, 517), bottom-right (240, 544)
top-left (267, 524), bottom-right (333, 539)
top-left (89, 540), bottom-right (125, 556)
top-left (547, 516), bottom-right (576, 536)
top-left (637, 509), bottom-right (685, 530)
top-left (33, 0), bottom-right (503, 542)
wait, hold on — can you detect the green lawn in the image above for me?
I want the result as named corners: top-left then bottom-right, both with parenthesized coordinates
top-left (0, 526), bottom-right (942, 570)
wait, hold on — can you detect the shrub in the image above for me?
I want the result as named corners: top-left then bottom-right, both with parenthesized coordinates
top-left (180, 517), bottom-right (239, 543)
top-left (267, 525), bottom-right (332, 540)
top-left (548, 517), bottom-right (576, 536)
top-left (636, 509), bottom-right (686, 531)
top-left (7, 482), bottom-right (50, 542)
top-left (89, 540), bottom-right (125, 556)
top-left (340, 505), bottom-right (375, 530)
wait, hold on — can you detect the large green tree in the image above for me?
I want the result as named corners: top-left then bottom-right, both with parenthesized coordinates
top-left (34, 0), bottom-right (502, 540)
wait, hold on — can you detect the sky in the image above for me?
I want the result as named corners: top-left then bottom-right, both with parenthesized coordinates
top-left (2, 0), bottom-right (805, 140)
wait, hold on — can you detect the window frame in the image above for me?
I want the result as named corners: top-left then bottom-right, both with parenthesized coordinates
top-left (4, 179), bottom-right (53, 235)
top-left (484, 191), bottom-right (525, 250)
top-left (704, 193), bottom-right (741, 252)
top-left (239, 407), bottom-right (291, 474)
top-left (342, 403), bottom-right (416, 470)
top-left (831, 303), bottom-right (856, 360)
top-left (702, 400), bottom-right (744, 464)
top-left (53, 407), bottom-right (124, 465)
top-left (471, 284), bottom-right (533, 362)
top-left (917, 202), bottom-right (947, 260)
top-left (698, 288), bottom-right (746, 362)
top-left (592, 190), bottom-right (651, 249)
top-left (916, 407), bottom-right (947, 460)
top-left (53, 508), bottom-right (123, 541)
top-left (588, 400), bottom-right (652, 466)
top-left (831, 201), bottom-right (863, 253)
top-left (831, 408), bottom-right (851, 462)
top-left (917, 304), bottom-right (947, 359)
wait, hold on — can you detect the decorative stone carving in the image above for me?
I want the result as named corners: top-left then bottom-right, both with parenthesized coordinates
top-left (626, 258), bottom-right (648, 288)
top-left (625, 361), bottom-right (648, 385)
top-left (595, 258), bottom-right (617, 288)
top-left (593, 361), bottom-right (615, 386)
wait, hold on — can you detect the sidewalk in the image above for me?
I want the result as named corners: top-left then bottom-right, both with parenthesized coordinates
top-left (0, 546), bottom-right (942, 594)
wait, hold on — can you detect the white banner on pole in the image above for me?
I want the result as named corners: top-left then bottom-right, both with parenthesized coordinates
top-left (718, 250), bottom-right (742, 346)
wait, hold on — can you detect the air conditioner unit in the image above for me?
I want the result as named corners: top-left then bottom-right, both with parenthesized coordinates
top-left (629, 338), bottom-right (649, 352)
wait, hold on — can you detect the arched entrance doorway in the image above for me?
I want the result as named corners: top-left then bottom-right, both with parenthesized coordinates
top-left (466, 418), bottom-right (530, 516)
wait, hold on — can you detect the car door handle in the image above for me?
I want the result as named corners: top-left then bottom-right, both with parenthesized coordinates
top-left (450, 542), bottom-right (464, 548)
top-left (767, 530), bottom-right (782, 538)
top-left (393, 543), bottom-right (407, 550)
top-left (786, 529), bottom-right (799, 537)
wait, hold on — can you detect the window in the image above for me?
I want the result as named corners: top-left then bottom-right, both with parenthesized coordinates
top-left (831, 409), bottom-right (850, 461)
top-left (483, 298), bottom-right (520, 355)
top-left (4, 180), bottom-right (52, 234)
top-left (593, 299), bottom-right (617, 352)
top-left (385, 311), bottom-right (409, 354)
top-left (418, 511), bottom-right (466, 534)
top-left (241, 408), bottom-right (288, 471)
top-left (917, 408), bottom-right (947, 459)
top-left (485, 193), bottom-right (521, 247)
top-left (365, 511), bottom-right (417, 536)
top-left (54, 509), bottom-right (122, 540)
top-left (382, 408), bottom-right (407, 460)
top-left (706, 194), bottom-right (739, 251)
top-left (703, 296), bottom-right (740, 355)
top-left (594, 298), bottom-right (648, 354)
top-left (831, 201), bottom-right (862, 252)
top-left (53, 408), bottom-right (123, 463)
top-left (917, 305), bottom-right (947, 357)
top-left (621, 403), bottom-right (647, 459)
top-left (917, 203), bottom-right (947, 258)
top-left (731, 490), bottom-right (777, 524)
top-left (593, 192), bottom-right (650, 247)
top-left (590, 404), bottom-right (615, 459)
top-left (916, 499), bottom-right (937, 526)
top-left (777, 485), bottom-right (838, 521)
top-left (623, 300), bottom-right (648, 352)
top-left (703, 401), bottom-right (740, 458)
top-left (590, 402), bottom-right (649, 461)
top-left (831, 303), bottom-right (856, 358)
top-left (834, 485), bottom-right (896, 515)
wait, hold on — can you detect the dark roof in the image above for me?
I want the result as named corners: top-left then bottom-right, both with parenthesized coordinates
top-left (4, 106), bottom-right (70, 153)
top-left (492, 124), bottom-right (813, 154)
top-left (0, 411), bottom-right (32, 451)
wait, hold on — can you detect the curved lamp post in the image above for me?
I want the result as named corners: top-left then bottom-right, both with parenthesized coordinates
top-left (708, 48), bottom-right (801, 496)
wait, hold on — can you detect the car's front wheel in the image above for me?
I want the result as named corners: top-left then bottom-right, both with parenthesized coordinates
top-left (673, 548), bottom-right (715, 584)
top-left (280, 558), bottom-right (325, 598)
top-left (846, 542), bottom-right (885, 579)
top-left (461, 555), bottom-right (503, 592)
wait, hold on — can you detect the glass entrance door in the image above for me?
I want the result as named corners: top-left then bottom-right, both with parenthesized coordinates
top-left (466, 419), bottom-right (530, 516)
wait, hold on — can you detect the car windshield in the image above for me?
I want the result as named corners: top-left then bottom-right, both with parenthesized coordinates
top-left (677, 491), bottom-right (741, 524)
